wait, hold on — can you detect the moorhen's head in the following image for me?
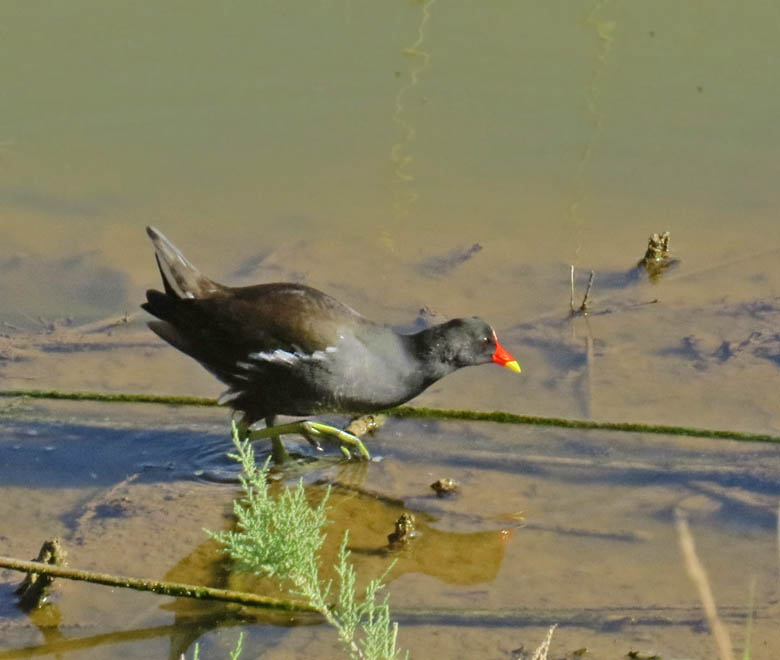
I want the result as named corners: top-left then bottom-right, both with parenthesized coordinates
top-left (418, 317), bottom-right (521, 375)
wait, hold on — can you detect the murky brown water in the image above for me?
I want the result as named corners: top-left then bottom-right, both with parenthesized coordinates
top-left (2, 2), bottom-right (780, 658)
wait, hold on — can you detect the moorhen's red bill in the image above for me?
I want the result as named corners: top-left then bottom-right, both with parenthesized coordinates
top-left (141, 226), bottom-right (520, 428)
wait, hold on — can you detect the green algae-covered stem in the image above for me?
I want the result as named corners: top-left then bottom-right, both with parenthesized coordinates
top-left (0, 389), bottom-right (218, 407)
top-left (388, 406), bottom-right (780, 444)
top-left (0, 555), bottom-right (317, 613)
top-left (1, 388), bottom-right (779, 445)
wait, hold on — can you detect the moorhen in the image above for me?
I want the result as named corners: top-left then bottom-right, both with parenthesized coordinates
top-left (142, 226), bottom-right (520, 460)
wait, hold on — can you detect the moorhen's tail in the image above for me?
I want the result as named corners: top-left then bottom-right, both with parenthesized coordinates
top-left (142, 226), bottom-right (227, 366)
top-left (145, 226), bottom-right (220, 299)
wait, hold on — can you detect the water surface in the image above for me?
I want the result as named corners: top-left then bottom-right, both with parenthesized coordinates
top-left (1, 2), bottom-right (779, 658)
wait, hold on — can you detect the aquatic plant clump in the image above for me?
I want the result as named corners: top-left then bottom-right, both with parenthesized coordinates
top-left (208, 423), bottom-right (407, 660)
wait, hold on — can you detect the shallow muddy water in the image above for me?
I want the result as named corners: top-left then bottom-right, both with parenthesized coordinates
top-left (1, 404), bottom-right (780, 659)
top-left (2, 2), bottom-right (780, 659)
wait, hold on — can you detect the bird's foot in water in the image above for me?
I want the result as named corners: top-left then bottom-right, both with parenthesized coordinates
top-left (246, 419), bottom-right (371, 463)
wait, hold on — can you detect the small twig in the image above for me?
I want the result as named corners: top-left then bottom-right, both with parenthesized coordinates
top-left (0, 555), bottom-right (318, 613)
top-left (675, 508), bottom-right (735, 660)
top-left (569, 266), bottom-right (596, 314)
top-left (570, 265), bottom-right (576, 312)
top-left (581, 270), bottom-right (596, 311)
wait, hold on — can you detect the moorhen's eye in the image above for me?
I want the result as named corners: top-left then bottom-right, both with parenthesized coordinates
top-left (482, 336), bottom-right (491, 345)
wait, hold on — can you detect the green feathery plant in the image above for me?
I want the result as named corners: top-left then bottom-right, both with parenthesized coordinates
top-left (207, 422), bottom-right (407, 660)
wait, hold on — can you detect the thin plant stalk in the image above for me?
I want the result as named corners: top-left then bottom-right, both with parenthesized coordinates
top-left (675, 508), bottom-right (735, 660)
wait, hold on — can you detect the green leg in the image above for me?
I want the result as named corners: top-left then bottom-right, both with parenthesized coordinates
top-left (265, 415), bottom-right (291, 465)
top-left (248, 418), bottom-right (370, 461)
top-left (236, 416), bottom-right (290, 464)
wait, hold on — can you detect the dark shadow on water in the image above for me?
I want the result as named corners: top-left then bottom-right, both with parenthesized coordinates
top-left (0, 416), bottom-right (351, 491)
top-left (0, 421), bottom-right (235, 489)
top-left (0, 607), bottom-right (284, 660)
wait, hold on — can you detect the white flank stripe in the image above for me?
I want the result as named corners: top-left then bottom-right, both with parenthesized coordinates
top-left (218, 391), bottom-right (242, 405)
top-left (236, 361), bottom-right (258, 371)
top-left (248, 346), bottom-right (338, 365)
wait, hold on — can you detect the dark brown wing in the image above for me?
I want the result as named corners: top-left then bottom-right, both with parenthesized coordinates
top-left (142, 282), bottom-right (368, 386)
